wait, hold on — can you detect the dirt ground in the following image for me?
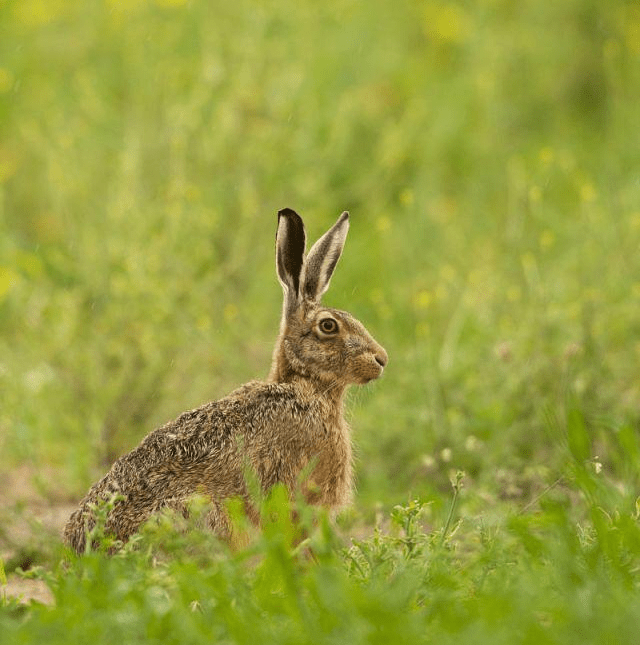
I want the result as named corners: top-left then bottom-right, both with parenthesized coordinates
top-left (1, 465), bottom-right (77, 606)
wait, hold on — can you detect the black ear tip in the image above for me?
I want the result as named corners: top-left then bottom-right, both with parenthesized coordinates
top-left (277, 208), bottom-right (304, 233)
top-left (278, 208), bottom-right (300, 219)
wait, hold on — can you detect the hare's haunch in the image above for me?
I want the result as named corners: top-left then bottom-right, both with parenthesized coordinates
top-left (64, 209), bottom-right (387, 553)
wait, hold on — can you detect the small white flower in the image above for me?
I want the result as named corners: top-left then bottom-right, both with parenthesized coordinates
top-left (465, 435), bottom-right (479, 452)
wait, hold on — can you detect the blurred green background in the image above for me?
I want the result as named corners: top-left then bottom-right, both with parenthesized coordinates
top-left (1, 0), bottom-right (639, 519)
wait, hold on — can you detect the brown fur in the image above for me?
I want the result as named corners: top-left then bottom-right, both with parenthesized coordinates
top-left (64, 210), bottom-right (387, 553)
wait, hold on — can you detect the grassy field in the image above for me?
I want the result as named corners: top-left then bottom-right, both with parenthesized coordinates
top-left (2, 0), bottom-right (640, 642)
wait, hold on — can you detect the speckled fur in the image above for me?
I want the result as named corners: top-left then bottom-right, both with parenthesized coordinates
top-left (64, 210), bottom-right (387, 553)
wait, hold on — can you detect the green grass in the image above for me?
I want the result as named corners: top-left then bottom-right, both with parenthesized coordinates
top-left (1, 0), bottom-right (640, 642)
top-left (3, 476), bottom-right (640, 644)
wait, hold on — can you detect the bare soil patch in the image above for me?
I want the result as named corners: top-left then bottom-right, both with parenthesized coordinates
top-left (1, 465), bottom-right (76, 606)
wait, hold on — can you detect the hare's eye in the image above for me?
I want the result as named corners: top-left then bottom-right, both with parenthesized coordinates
top-left (319, 318), bottom-right (338, 334)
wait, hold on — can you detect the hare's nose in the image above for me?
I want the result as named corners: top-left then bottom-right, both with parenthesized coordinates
top-left (374, 348), bottom-right (388, 369)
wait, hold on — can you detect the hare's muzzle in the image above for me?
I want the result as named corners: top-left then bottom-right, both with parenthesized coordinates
top-left (363, 344), bottom-right (388, 382)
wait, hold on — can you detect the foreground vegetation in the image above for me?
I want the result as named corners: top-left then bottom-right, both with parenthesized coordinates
top-left (1, 0), bottom-right (639, 642)
top-left (3, 465), bottom-right (640, 644)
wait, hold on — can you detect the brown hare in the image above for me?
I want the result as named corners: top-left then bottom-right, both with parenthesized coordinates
top-left (64, 208), bottom-right (388, 553)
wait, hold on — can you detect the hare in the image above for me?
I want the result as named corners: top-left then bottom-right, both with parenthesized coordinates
top-left (64, 208), bottom-right (388, 553)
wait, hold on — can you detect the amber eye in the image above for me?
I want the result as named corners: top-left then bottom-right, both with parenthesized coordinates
top-left (319, 318), bottom-right (338, 334)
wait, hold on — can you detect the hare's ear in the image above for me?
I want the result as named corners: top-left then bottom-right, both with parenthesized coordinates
top-left (276, 208), bottom-right (307, 312)
top-left (302, 211), bottom-right (349, 302)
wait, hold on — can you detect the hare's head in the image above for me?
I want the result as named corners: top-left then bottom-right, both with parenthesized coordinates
top-left (269, 209), bottom-right (388, 390)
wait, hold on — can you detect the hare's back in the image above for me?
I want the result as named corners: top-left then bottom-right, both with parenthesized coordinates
top-left (127, 380), bottom-right (309, 468)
